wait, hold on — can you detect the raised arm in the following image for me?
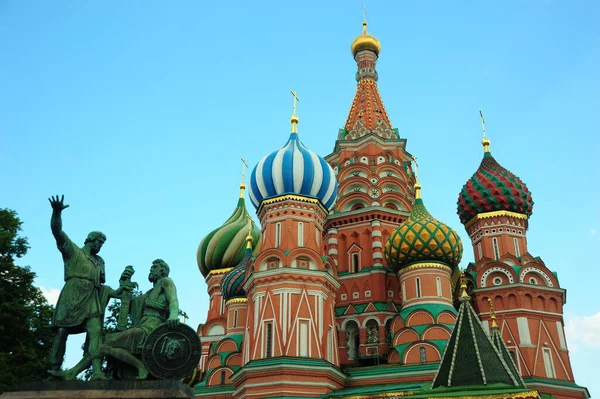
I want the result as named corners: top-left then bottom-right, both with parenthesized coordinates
top-left (163, 277), bottom-right (180, 328)
top-left (49, 195), bottom-right (70, 249)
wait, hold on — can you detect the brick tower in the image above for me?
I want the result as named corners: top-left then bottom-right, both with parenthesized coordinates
top-left (236, 100), bottom-right (344, 398)
top-left (323, 20), bottom-right (416, 366)
top-left (457, 120), bottom-right (586, 399)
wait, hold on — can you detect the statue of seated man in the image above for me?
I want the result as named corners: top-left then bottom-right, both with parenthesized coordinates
top-left (56, 259), bottom-right (180, 380)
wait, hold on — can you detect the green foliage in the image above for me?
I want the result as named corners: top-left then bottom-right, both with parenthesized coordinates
top-left (0, 209), bottom-right (54, 393)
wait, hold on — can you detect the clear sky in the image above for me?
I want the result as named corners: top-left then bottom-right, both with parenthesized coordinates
top-left (2, 0), bottom-right (598, 394)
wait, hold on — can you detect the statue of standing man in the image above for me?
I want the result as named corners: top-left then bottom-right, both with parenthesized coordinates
top-left (48, 195), bottom-right (131, 380)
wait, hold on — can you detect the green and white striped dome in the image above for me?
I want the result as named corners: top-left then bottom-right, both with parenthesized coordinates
top-left (197, 187), bottom-right (260, 278)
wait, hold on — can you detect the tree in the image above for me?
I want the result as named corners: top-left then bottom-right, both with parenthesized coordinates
top-left (0, 209), bottom-right (55, 393)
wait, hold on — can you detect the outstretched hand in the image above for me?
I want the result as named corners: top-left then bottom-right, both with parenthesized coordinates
top-left (166, 317), bottom-right (180, 329)
top-left (49, 195), bottom-right (70, 212)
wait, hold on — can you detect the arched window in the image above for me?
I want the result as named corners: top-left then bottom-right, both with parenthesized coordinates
top-left (298, 222), bottom-right (304, 247)
top-left (351, 203), bottom-right (365, 211)
top-left (416, 278), bottom-right (422, 298)
top-left (351, 253), bottom-right (360, 273)
top-left (419, 347), bottom-right (426, 363)
top-left (492, 237), bottom-right (500, 260)
top-left (275, 223), bottom-right (281, 248)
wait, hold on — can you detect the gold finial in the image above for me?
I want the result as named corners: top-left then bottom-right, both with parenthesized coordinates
top-left (240, 158), bottom-right (249, 198)
top-left (290, 90), bottom-right (300, 133)
top-left (245, 215), bottom-right (254, 249)
top-left (480, 109), bottom-right (491, 153)
top-left (459, 272), bottom-right (470, 301)
top-left (412, 156), bottom-right (421, 199)
top-left (488, 298), bottom-right (498, 329)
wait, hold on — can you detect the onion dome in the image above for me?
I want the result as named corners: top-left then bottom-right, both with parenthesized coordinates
top-left (384, 183), bottom-right (463, 272)
top-left (457, 138), bottom-right (533, 225)
top-left (221, 236), bottom-right (253, 302)
top-left (248, 110), bottom-right (338, 211)
top-left (351, 21), bottom-right (381, 57)
top-left (197, 184), bottom-right (260, 278)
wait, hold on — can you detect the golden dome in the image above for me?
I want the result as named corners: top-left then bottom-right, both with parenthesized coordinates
top-left (351, 21), bottom-right (381, 57)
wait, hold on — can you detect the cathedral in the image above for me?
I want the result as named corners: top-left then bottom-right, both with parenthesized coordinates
top-left (192, 20), bottom-right (589, 399)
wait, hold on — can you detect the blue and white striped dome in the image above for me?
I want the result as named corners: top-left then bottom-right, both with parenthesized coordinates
top-left (248, 132), bottom-right (338, 210)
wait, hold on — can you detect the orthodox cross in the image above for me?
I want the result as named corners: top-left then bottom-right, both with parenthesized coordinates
top-left (362, 4), bottom-right (367, 23)
top-left (290, 90), bottom-right (300, 116)
top-left (479, 109), bottom-right (487, 139)
top-left (241, 157), bottom-right (248, 183)
top-left (412, 155), bottom-right (419, 181)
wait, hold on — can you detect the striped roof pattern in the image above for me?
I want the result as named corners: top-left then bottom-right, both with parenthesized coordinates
top-left (196, 198), bottom-right (260, 278)
top-left (221, 247), bottom-right (253, 301)
top-left (248, 133), bottom-right (338, 210)
top-left (457, 152), bottom-right (533, 224)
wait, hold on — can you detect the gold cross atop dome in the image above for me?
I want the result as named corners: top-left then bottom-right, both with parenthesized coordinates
top-left (412, 156), bottom-right (421, 199)
top-left (480, 109), bottom-right (491, 152)
top-left (240, 157), bottom-right (249, 198)
top-left (290, 90), bottom-right (300, 133)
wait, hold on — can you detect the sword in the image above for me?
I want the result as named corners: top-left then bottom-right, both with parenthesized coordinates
top-left (117, 265), bottom-right (137, 331)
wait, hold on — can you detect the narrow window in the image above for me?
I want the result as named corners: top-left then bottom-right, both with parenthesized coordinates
top-left (265, 322), bottom-right (273, 358)
top-left (327, 327), bottom-right (333, 362)
top-left (477, 242), bottom-right (483, 259)
top-left (492, 237), bottom-right (500, 260)
top-left (351, 253), bottom-right (359, 273)
top-left (298, 222), bottom-right (304, 247)
top-left (233, 309), bottom-right (238, 328)
top-left (517, 317), bottom-right (531, 345)
top-left (299, 321), bottom-right (309, 356)
top-left (419, 347), bottom-right (426, 363)
top-left (275, 223), bottom-right (281, 248)
top-left (436, 277), bottom-right (442, 297)
top-left (220, 370), bottom-right (226, 385)
top-left (514, 238), bottom-right (521, 257)
top-left (416, 278), bottom-right (421, 298)
top-left (402, 282), bottom-right (406, 301)
top-left (542, 348), bottom-right (556, 378)
top-left (220, 297), bottom-right (225, 315)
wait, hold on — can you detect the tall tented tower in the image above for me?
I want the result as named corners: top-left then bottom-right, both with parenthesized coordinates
top-left (457, 131), bottom-right (584, 399)
top-left (323, 21), bottom-right (416, 365)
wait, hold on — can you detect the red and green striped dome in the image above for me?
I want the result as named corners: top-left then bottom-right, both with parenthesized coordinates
top-left (457, 149), bottom-right (533, 225)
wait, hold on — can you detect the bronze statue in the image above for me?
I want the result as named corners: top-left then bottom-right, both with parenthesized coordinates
top-left (48, 195), bottom-right (132, 380)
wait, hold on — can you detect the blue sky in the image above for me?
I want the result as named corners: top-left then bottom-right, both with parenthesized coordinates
top-left (1, 0), bottom-right (598, 394)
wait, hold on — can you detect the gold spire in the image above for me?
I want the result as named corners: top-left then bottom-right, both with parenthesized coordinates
top-left (290, 90), bottom-right (300, 133)
top-left (350, 7), bottom-right (381, 57)
top-left (488, 298), bottom-right (499, 329)
top-left (245, 215), bottom-right (254, 249)
top-left (240, 157), bottom-right (248, 198)
top-left (459, 272), bottom-right (470, 301)
top-left (412, 156), bottom-right (421, 199)
top-left (480, 109), bottom-right (491, 153)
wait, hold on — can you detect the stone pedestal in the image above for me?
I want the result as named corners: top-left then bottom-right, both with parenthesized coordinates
top-left (1, 380), bottom-right (193, 399)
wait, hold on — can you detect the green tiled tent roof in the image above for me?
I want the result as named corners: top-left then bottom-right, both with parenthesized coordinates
top-left (432, 294), bottom-right (524, 389)
top-left (490, 325), bottom-right (524, 386)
